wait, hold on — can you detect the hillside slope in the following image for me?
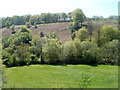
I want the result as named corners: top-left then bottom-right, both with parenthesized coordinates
top-left (1, 22), bottom-right (72, 43)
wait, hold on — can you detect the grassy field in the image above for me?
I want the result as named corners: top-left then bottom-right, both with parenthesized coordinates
top-left (0, 72), bottom-right (1, 89)
top-left (3, 65), bottom-right (118, 88)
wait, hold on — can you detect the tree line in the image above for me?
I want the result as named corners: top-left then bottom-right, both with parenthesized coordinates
top-left (2, 24), bottom-right (120, 67)
top-left (1, 8), bottom-right (120, 67)
top-left (1, 13), bottom-right (71, 28)
top-left (1, 9), bottom-right (118, 29)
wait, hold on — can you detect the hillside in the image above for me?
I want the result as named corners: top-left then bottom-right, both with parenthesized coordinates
top-left (1, 22), bottom-right (72, 43)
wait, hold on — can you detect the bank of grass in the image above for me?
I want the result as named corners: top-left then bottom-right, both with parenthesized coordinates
top-left (3, 65), bottom-right (118, 88)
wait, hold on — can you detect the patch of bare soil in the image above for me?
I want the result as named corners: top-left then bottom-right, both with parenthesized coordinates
top-left (1, 22), bottom-right (72, 43)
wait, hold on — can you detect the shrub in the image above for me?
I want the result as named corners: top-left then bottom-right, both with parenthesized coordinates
top-left (101, 26), bottom-right (119, 45)
top-left (61, 40), bottom-right (79, 64)
top-left (42, 39), bottom-right (61, 64)
top-left (2, 50), bottom-right (11, 65)
top-left (10, 24), bottom-right (15, 34)
top-left (14, 32), bottom-right (32, 45)
top-left (34, 23), bottom-right (37, 29)
top-left (20, 26), bottom-right (31, 33)
top-left (62, 40), bottom-right (99, 65)
top-left (45, 32), bottom-right (58, 39)
top-left (2, 45), bottom-right (31, 67)
top-left (70, 21), bottom-right (81, 33)
top-left (25, 22), bottom-right (31, 28)
top-left (2, 31), bottom-right (32, 48)
top-left (30, 35), bottom-right (41, 47)
top-left (101, 40), bottom-right (119, 65)
top-left (30, 54), bottom-right (39, 64)
top-left (80, 41), bottom-right (100, 65)
top-left (2, 37), bottom-right (11, 49)
top-left (75, 27), bottom-right (89, 41)
top-left (28, 46), bottom-right (41, 57)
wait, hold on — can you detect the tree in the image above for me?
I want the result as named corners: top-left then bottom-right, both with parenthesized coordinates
top-left (100, 25), bottom-right (119, 45)
top-left (28, 46), bottom-right (41, 64)
top-left (75, 27), bottom-right (89, 41)
top-left (13, 45), bottom-right (31, 66)
top-left (61, 13), bottom-right (68, 21)
top-left (93, 23), bottom-right (102, 46)
top-left (42, 39), bottom-right (61, 64)
top-left (10, 24), bottom-right (15, 34)
top-left (2, 27), bottom-right (32, 48)
top-left (51, 14), bottom-right (59, 22)
top-left (70, 21), bottom-right (81, 33)
top-left (29, 15), bottom-right (39, 25)
top-left (41, 13), bottom-right (52, 23)
top-left (72, 8), bottom-right (86, 26)
top-left (101, 40), bottom-right (119, 65)
top-left (30, 35), bottom-right (43, 64)
top-left (68, 12), bottom-right (72, 21)
top-left (70, 9), bottom-right (86, 33)
top-left (2, 44), bottom-right (31, 67)
top-left (86, 20), bottom-right (94, 41)
top-left (109, 15), bottom-right (118, 20)
top-left (20, 26), bottom-right (31, 33)
top-left (25, 22), bottom-right (31, 28)
top-left (61, 40), bottom-right (100, 65)
top-left (41, 13), bottom-right (59, 23)
top-left (80, 41), bottom-right (100, 65)
top-left (34, 22), bottom-right (37, 29)
top-left (29, 46), bottom-right (41, 57)
top-left (61, 41), bottom-right (77, 64)
top-left (5, 21), bottom-right (12, 29)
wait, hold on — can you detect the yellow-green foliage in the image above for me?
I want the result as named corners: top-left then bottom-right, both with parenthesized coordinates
top-left (101, 25), bottom-right (119, 44)
top-left (42, 38), bottom-right (61, 64)
top-left (75, 27), bottom-right (89, 41)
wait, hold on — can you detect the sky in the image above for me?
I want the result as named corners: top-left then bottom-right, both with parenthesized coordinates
top-left (0, 0), bottom-right (119, 18)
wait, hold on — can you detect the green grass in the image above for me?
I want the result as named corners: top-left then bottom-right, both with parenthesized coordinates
top-left (0, 60), bottom-right (2, 89)
top-left (3, 65), bottom-right (118, 88)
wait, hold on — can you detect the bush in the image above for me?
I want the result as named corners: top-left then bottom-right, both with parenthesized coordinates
top-left (34, 23), bottom-right (37, 29)
top-left (14, 32), bottom-right (32, 45)
top-left (2, 45), bottom-right (31, 67)
top-left (2, 37), bottom-right (11, 49)
top-left (75, 27), bottom-right (89, 41)
top-left (2, 50), bottom-right (11, 63)
top-left (30, 35), bottom-right (41, 47)
top-left (101, 40), bottom-right (119, 65)
top-left (70, 21), bottom-right (81, 33)
top-left (20, 26), bottom-right (31, 33)
top-left (25, 22), bottom-right (31, 28)
top-left (28, 46), bottom-right (41, 57)
top-left (101, 26), bottom-right (119, 45)
top-left (2, 31), bottom-right (32, 48)
top-left (62, 40), bottom-right (99, 65)
top-left (10, 24), bottom-right (15, 34)
top-left (80, 41), bottom-right (100, 65)
top-left (42, 39), bottom-right (61, 64)
top-left (62, 40), bottom-right (78, 64)
top-left (30, 54), bottom-right (39, 64)
top-left (45, 32), bottom-right (58, 39)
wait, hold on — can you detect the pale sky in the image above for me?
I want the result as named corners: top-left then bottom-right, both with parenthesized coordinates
top-left (0, 0), bottom-right (119, 18)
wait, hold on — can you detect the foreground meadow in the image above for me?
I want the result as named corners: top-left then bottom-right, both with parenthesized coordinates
top-left (3, 65), bottom-right (118, 88)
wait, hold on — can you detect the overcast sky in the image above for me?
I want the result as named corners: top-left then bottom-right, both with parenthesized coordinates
top-left (0, 0), bottom-right (119, 18)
